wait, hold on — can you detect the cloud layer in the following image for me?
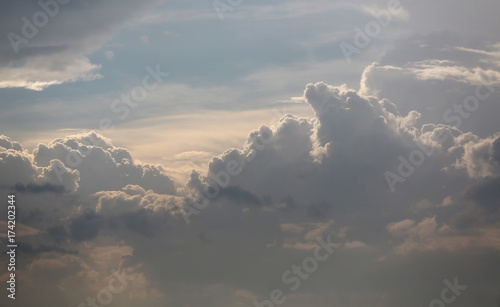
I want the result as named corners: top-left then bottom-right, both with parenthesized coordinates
top-left (2, 76), bottom-right (500, 306)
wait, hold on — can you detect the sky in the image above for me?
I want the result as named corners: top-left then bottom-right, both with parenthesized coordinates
top-left (1, 0), bottom-right (500, 306)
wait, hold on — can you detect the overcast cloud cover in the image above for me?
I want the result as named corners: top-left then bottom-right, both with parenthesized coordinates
top-left (1, 0), bottom-right (500, 306)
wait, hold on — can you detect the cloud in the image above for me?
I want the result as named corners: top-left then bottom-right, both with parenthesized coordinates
top-left (465, 176), bottom-right (500, 214)
top-left (93, 184), bottom-right (186, 216)
top-left (387, 216), bottom-right (500, 254)
top-left (2, 58), bottom-right (500, 307)
top-left (16, 242), bottom-right (78, 255)
top-left (0, 0), bottom-right (162, 90)
top-left (279, 220), bottom-right (337, 250)
top-left (13, 182), bottom-right (66, 194)
top-left (47, 225), bottom-right (68, 243)
top-left (69, 209), bottom-right (101, 242)
top-left (0, 135), bottom-right (79, 192)
top-left (104, 50), bottom-right (115, 59)
top-left (11, 243), bottom-right (153, 306)
top-left (32, 131), bottom-right (176, 195)
top-left (0, 135), bottom-right (23, 151)
top-left (0, 56), bottom-right (102, 91)
top-left (359, 32), bottom-right (500, 137)
top-left (280, 223), bottom-right (305, 234)
top-left (455, 134), bottom-right (500, 178)
top-left (26, 253), bottom-right (84, 279)
top-left (344, 240), bottom-right (368, 249)
top-left (188, 81), bottom-right (442, 216)
top-left (1, 1), bottom-right (500, 306)
top-left (0, 220), bottom-right (39, 237)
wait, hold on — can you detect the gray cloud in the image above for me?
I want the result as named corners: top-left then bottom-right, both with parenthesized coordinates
top-left (2, 78), bottom-right (500, 306)
top-left (0, 135), bottom-right (80, 192)
top-left (33, 131), bottom-right (176, 195)
top-left (0, 0), bottom-right (163, 89)
top-left (69, 209), bottom-right (101, 242)
top-left (13, 182), bottom-right (66, 194)
top-left (47, 225), bottom-right (68, 243)
top-left (360, 32), bottom-right (500, 138)
top-left (2, 1), bottom-right (500, 303)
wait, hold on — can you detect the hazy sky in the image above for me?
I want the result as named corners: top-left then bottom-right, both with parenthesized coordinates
top-left (1, 0), bottom-right (500, 306)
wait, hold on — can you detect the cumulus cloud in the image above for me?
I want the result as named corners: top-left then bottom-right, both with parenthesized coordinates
top-left (0, 130), bottom-right (175, 196)
top-left (187, 80), bottom-right (466, 216)
top-left (32, 131), bottom-right (176, 195)
top-left (2, 0), bottom-right (500, 306)
top-left (94, 184), bottom-right (186, 216)
top-left (0, 135), bottom-right (79, 192)
top-left (2, 52), bottom-right (500, 307)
